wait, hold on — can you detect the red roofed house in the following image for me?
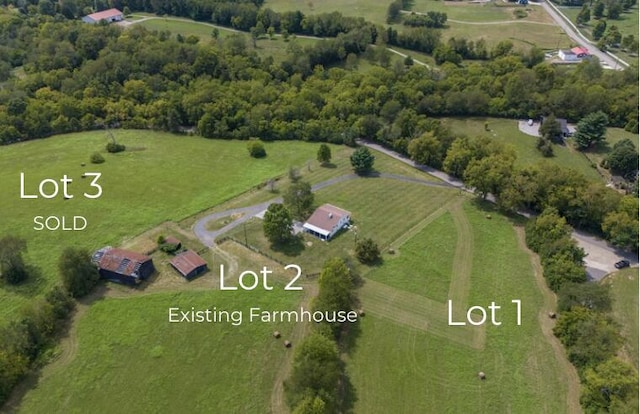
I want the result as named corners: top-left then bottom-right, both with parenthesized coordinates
top-left (571, 47), bottom-right (589, 58)
top-left (93, 247), bottom-right (155, 285)
top-left (302, 204), bottom-right (351, 241)
top-left (170, 250), bottom-right (208, 280)
top-left (82, 8), bottom-right (124, 24)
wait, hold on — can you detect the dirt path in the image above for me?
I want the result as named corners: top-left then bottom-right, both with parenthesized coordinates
top-left (514, 227), bottom-right (582, 414)
top-left (270, 282), bottom-right (318, 414)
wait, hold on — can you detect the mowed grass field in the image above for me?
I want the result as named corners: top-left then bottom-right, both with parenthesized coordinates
top-left (602, 268), bottom-right (639, 369)
top-left (346, 200), bottom-right (575, 413)
top-left (264, 0), bottom-right (389, 25)
top-left (226, 177), bottom-right (459, 275)
top-left (442, 117), bottom-right (603, 181)
top-left (0, 131), bottom-right (325, 319)
top-left (18, 288), bottom-right (300, 413)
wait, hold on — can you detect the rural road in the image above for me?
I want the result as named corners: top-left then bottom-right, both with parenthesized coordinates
top-left (540, 0), bottom-right (628, 70)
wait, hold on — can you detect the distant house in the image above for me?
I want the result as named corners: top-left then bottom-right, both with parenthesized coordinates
top-left (82, 8), bottom-right (124, 24)
top-left (93, 247), bottom-right (155, 285)
top-left (571, 46), bottom-right (589, 58)
top-left (303, 204), bottom-right (351, 241)
top-left (170, 250), bottom-right (208, 279)
top-left (558, 49), bottom-right (578, 61)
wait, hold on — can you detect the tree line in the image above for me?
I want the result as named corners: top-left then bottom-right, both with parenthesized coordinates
top-left (0, 239), bottom-right (100, 407)
top-left (525, 210), bottom-right (638, 412)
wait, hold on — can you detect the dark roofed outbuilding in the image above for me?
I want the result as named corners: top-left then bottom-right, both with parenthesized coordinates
top-left (95, 247), bottom-right (155, 285)
top-left (170, 250), bottom-right (208, 280)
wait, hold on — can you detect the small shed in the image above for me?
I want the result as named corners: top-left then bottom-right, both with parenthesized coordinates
top-left (170, 250), bottom-right (208, 280)
top-left (82, 8), bottom-right (124, 24)
top-left (558, 49), bottom-right (578, 62)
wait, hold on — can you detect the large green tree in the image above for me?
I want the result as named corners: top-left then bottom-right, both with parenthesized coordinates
top-left (316, 143), bottom-right (332, 164)
top-left (464, 154), bottom-right (514, 199)
top-left (408, 132), bottom-right (441, 168)
top-left (604, 138), bottom-right (638, 179)
top-left (574, 111), bottom-right (608, 149)
top-left (350, 147), bottom-right (375, 175)
top-left (58, 248), bottom-right (99, 298)
top-left (0, 236), bottom-right (29, 285)
top-left (581, 358), bottom-right (639, 413)
top-left (263, 203), bottom-right (294, 244)
top-left (283, 181), bottom-right (314, 219)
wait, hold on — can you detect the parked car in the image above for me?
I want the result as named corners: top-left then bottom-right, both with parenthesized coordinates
top-left (614, 260), bottom-right (630, 269)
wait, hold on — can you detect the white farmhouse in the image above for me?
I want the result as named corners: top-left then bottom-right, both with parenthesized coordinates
top-left (303, 204), bottom-right (351, 241)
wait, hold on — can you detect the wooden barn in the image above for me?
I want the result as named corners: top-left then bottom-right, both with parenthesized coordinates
top-left (170, 250), bottom-right (208, 280)
top-left (82, 8), bottom-right (124, 24)
top-left (93, 247), bottom-right (155, 285)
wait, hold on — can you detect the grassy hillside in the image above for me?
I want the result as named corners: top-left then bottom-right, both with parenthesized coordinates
top-left (17, 288), bottom-right (300, 413)
top-left (346, 200), bottom-right (577, 413)
top-left (0, 130), bottom-right (326, 319)
top-left (602, 268), bottom-right (639, 369)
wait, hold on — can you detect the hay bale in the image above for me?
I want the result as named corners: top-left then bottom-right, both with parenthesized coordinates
top-left (478, 372), bottom-right (486, 380)
top-left (388, 248), bottom-right (395, 255)
top-left (273, 331), bottom-right (281, 339)
top-left (485, 214), bottom-right (492, 219)
top-left (80, 162), bottom-right (86, 167)
top-left (284, 340), bottom-right (292, 348)
top-left (358, 309), bottom-right (365, 317)
top-left (548, 312), bottom-right (556, 319)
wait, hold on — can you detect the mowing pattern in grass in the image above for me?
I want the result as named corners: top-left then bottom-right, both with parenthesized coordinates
top-left (602, 268), bottom-right (639, 369)
top-left (264, 0), bottom-right (389, 25)
top-left (347, 200), bottom-right (572, 413)
top-left (226, 178), bottom-right (458, 275)
top-left (367, 210), bottom-right (456, 302)
top-left (18, 288), bottom-right (300, 413)
top-left (443, 117), bottom-right (603, 181)
top-left (0, 131), bottom-right (324, 320)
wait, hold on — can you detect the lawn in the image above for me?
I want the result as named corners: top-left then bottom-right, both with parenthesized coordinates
top-left (264, 0), bottom-right (390, 26)
top-left (136, 16), bottom-right (238, 39)
top-left (442, 117), bottom-right (603, 181)
top-left (225, 177), bottom-right (459, 275)
top-left (17, 288), bottom-right (301, 413)
top-left (602, 268), bottom-right (639, 369)
top-left (0, 131), bottom-right (326, 320)
top-left (345, 200), bottom-right (576, 413)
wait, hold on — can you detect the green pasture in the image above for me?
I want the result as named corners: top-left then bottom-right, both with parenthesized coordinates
top-left (0, 131), bottom-right (324, 320)
top-left (135, 16), bottom-right (238, 39)
top-left (264, 0), bottom-right (389, 26)
top-left (18, 288), bottom-right (300, 413)
top-left (226, 177), bottom-right (459, 275)
top-left (346, 200), bottom-right (575, 413)
top-left (602, 268), bottom-right (639, 369)
top-left (443, 117), bottom-right (603, 181)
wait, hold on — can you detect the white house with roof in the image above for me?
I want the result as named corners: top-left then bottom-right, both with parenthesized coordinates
top-left (82, 8), bottom-right (124, 24)
top-left (303, 204), bottom-right (351, 241)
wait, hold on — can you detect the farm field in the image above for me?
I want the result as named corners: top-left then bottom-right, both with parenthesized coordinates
top-left (346, 200), bottom-right (578, 413)
top-left (17, 288), bottom-right (301, 413)
top-left (602, 268), bottom-right (639, 369)
top-left (442, 117), bottom-right (603, 181)
top-left (264, 0), bottom-right (389, 25)
top-left (0, 130), bottom-right (325, 320)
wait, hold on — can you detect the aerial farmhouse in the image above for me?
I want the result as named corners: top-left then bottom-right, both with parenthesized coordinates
top-left (93, 247), bottom-right (155, 285)
top-left (303, 204), bottom-right (351, 241)
top-left (170, 250), bottom-right (208, 280)
top-left (82, 8), bottom-right (124, 24)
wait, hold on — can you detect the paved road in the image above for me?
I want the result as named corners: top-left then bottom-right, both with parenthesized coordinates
top-left (540, 0), bottom-right (628, 70)
top-left (357, 140), bottom-right (638, 280)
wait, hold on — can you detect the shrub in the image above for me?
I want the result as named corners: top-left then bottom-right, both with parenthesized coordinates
top-left (356, 237), bottom-right (381, 264)
top-left (90, 152), bottom-right (105, 164)
top-left (247, 140), bottom-right (267, 158)
top-left (106, 142), bottom-right (125, 153)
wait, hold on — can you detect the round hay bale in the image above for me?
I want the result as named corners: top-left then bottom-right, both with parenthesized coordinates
top-left (548, 312), bottom-right (556, 319)
top-left (478, 372), bottom-right (486, 380)
top-left (273, 331), bottom-right (281, 339)
top-left (388, 248), bottom-right (395, 255)
top-left (358, 309), bottom-right (365, 317)
top-left (284, 340), bottom-right (292, 348)
top-left (80, 162), bottom-right (86, 167)
top-left (485, 214), bottom-right (492, 219)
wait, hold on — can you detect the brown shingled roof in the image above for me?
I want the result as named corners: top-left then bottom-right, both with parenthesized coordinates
top-left (305, 204), bottom-right (351, 233)
top-left (170, 250), bottom-right (207, 277)
top-left (86, 8), bottom-right (122, 21)
top-left (98, 248), bottom-right (152, 277)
